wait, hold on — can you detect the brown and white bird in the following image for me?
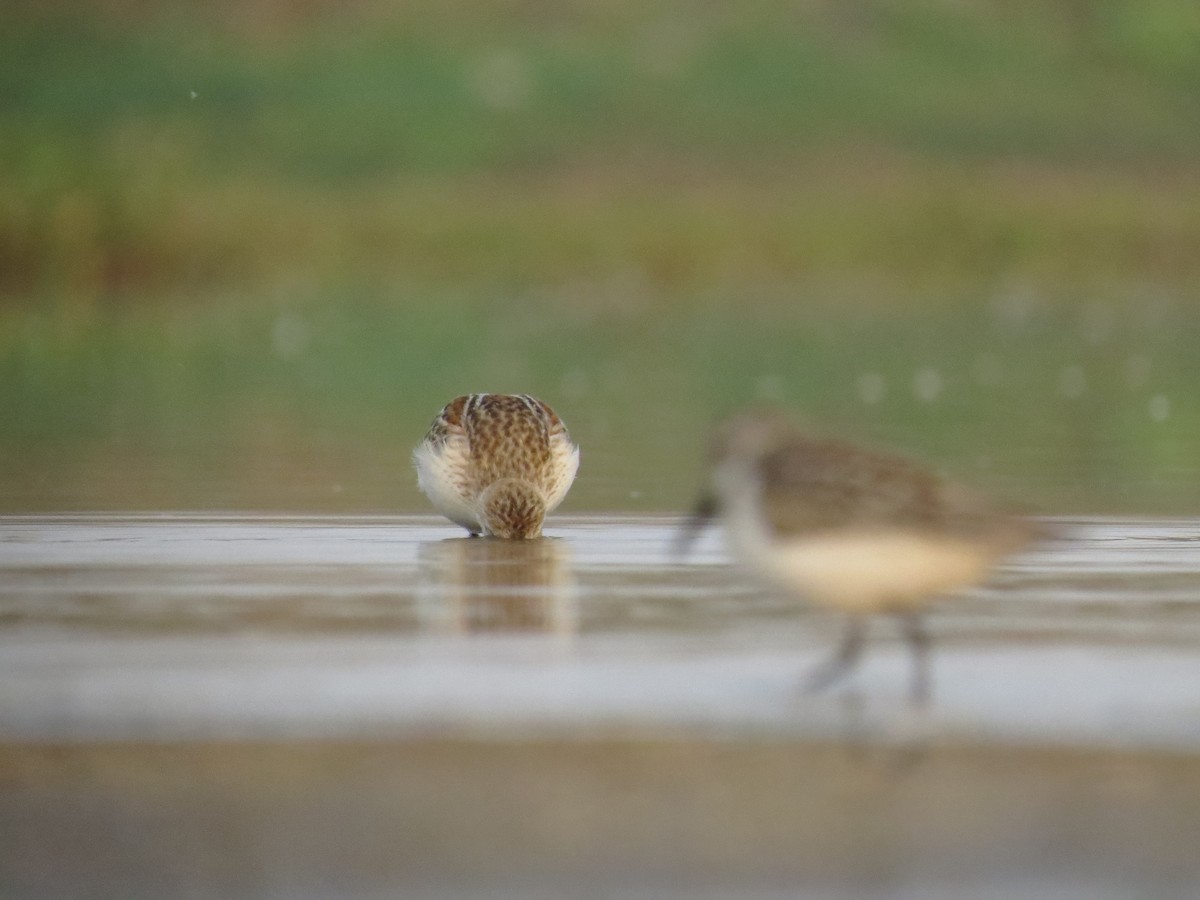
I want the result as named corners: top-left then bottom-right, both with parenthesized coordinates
top-left (413, 393), bottom-right (579, 539)
top-left (678, 410), bottom-right (1036, 700)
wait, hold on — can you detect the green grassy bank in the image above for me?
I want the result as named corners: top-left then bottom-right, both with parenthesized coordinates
top-left (3, 1), bottom-right (1200, 512)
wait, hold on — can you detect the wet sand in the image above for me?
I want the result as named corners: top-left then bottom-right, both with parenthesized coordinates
top-left (4, 738), bottom-right (1200, 899)
top-left (3, 514), bottom-right (1200, 896)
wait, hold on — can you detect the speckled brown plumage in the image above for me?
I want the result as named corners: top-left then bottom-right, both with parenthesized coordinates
top-left (413, 393), bottom-right (579, 539)
top-left (462, 395), bottom-right (556, 489)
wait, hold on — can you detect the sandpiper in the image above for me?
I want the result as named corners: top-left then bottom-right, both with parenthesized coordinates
top-left (678, 410), bottom-right (1036, 701)
top-left (413, 393), bottom-right (579, 539)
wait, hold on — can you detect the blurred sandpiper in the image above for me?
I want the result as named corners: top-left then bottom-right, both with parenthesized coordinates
top-left (414, 393), bottom-right (579, 539)
top-left (678, 410), bottom-right (1035, 701)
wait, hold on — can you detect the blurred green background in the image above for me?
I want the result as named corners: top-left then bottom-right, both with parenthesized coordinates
top-left (3, 0), bottom-right (1200, 513)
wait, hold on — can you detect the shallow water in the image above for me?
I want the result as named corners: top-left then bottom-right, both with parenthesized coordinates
top-left (3, 513), bottom-right (1200, 748)
top-left (4, 514), bottom-right (1200, 899)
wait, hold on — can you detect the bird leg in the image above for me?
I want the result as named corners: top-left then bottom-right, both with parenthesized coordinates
top-left (672, 492), bottom-right (718, 559)
top-left (897, 612), bottom-right (932, 706)
top-left (803, 616), bottom-right (867, 693)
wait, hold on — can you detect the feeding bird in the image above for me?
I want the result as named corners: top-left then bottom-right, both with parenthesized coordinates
top-left (414, 393), bottom-right (579, 539)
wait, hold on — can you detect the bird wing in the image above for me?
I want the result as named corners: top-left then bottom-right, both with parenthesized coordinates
top-left (757, 437), bottom-right (996, 538)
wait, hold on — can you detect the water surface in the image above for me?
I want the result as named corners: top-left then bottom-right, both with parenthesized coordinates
top-left (3, 514), bottom-right (1200, 749)
top-left (5, 514), bottom-right (1200, 899)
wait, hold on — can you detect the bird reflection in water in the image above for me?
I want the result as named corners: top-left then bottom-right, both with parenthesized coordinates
top-left (417, 537), bottom-right (577, 637)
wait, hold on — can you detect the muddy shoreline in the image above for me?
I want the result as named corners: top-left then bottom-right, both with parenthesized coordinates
top-left (4, 737), bottom-right (1199, 898)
